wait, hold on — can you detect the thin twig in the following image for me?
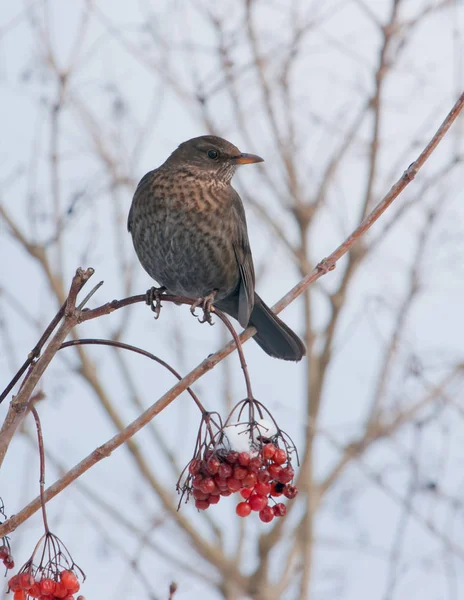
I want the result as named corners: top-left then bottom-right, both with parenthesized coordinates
top-left (214, 309), bottom-right (254, 400)
top-left (0, 300), bottom-right (67, 404)
top-left (59, 338), bottom-right (207, 414)
top-left (31, 406), bottom-right (49, 533)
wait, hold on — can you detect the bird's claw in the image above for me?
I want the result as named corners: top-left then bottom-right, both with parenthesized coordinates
top-left (146, 286), bottom-right (167, 320)
top-left (190, 290), bottom-right (217, 326)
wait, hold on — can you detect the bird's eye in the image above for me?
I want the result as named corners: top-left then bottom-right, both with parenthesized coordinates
top-left (207, 149), bottom-right (219, 159)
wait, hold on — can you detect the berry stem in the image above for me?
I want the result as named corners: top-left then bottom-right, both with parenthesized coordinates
top-left (31, 407), bottom-right (50, 534)
top-left (59, 338), bottom-right (209, 415)
top-left (214, 309), bottom-right (254, 402)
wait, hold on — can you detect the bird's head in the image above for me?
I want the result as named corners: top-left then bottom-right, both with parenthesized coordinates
top-left (165, 135), bottom-right (264, 183)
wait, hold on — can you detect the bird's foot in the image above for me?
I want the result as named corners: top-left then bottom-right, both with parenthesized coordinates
top-left (146, 286), bottom-right (167, 319)
top-left (190, 290), bottom-right (218, 325)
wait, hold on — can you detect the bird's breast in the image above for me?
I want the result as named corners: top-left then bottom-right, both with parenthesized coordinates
top-left (130, 179), bottom-right (240, 299)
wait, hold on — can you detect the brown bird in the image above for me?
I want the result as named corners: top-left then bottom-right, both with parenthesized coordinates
top-left (127, 135), bottom-right (305, 361)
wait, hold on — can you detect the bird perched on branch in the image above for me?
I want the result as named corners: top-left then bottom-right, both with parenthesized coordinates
top-left (128, 135), bottom-right (305, 361)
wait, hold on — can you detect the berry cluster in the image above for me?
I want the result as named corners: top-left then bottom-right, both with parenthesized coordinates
top-left (0, 542), bottom-right (14, 570)
top-left (186, 443), bottom-right (298, 523)
top-left (8, 569), bottom-right (81, 600)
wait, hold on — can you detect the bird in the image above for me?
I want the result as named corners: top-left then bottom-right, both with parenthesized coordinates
top-left (127, 135), bottom-right (305, 361)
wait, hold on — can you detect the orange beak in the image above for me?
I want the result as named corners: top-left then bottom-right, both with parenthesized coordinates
top-left (233, 153), bottom-right (264, 165)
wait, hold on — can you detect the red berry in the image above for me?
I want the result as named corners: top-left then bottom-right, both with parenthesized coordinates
top-left (8, 575), bottom-right (21, 592)
top-left (27, 582), bottom-right (42, 598)
top-left (262, 443), bottom-right (277, 460)
top-left (226, 451), bottom-right (239, 464)
top-left (54, 581), bottom-right (69, 599)
top-left (18, 573), bottom-right (34, 590)
top-left (277, 466), bottom-right (294, 484)
top-left (255, 481), bottom-right (272, 496)
top-left (200, 477), bottom-right (216, 494)
top-left (60, 571), bottom-right (79, 593)
top-left (195, 498), bottom-right (210, 510)
top-left (218, 463), bottom-right (233, 479)
top-left (0, 546), bottom-right (8, 559)
top-left (220, 490), bottom-right (232, 497)
top-left (206, 457), bottom-right (221, 475)
top-left (208, 494), bottom-right (220, 505)
top-left (226, 477), bottom-right (241, 492)
top-left (233, 466), bottom-right (248, 481)
top-left (236, 502), bottom-right (252, 517)
top-left (248, 457), bottom-right (263, 472)
top-left (13, 590), bottom-right (26, 600)
top-left (284, 484), bottom-right (298, 499)
top-left (270, 482), bottom-right (284, 496)
top-left (273, 448), bottom-right (287, 465)
top-left (259, 506), bottom-right (274, 523)
top-left (269, 464), bottom-right (282, 480)
top-left (63, 596), bottom-right (75, 600)
top-left (237, 452), bottom-right (251, 466)
top-left (40, 579), bottom-right (56, 595)
top-left (273, 503), bottom-right (287, 517)
top-left (242, 472), bottom-right (257, 488)
top-left (188, 458), bottom-right (201, 475)
top-left (214, 475), bottom-right (229, 491)
top-left (257, 469), bottom-right (271, 483)
top-left (240, 488), bottom-right (252, 499)
top-left (249, 493), bottom-right (268, 512)
top-left (4, 554), bottom-right (14, 569)
top-left (192, 474), bottom-right (204, 488)
top-left (192, 488), bottom-right (209, 500)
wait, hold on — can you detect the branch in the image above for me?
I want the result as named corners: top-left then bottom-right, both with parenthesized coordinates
top-left (273, 92), bottom-right (464, 313)
top-left (0, 268), bottom-right (94, 467)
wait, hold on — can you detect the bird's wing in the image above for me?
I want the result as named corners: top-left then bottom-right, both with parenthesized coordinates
top-left (230, 188), bottom-right (256, 327)
top-left (127, 171), bottom-right (154, 232)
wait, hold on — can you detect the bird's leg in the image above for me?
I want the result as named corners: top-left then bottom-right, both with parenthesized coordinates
top-left (145, 286), bottom-right (167, 319)
top-left (190, 289), bottom-right (218, 325)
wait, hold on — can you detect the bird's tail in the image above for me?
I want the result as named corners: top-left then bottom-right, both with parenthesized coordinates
top-left (249, 294), bottom-right (306, 361)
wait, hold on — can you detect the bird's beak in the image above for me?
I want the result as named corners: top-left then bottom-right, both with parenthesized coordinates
top-left (233, 153), bottom-right (264, 165)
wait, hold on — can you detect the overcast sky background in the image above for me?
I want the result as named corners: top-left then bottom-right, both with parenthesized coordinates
top-left (1, 1), bottom-right (464, 599)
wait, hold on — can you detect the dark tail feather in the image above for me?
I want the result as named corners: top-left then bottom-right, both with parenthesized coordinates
top-left (249, 294), bottom-right (306, 361)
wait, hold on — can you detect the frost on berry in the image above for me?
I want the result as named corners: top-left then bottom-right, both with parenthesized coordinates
top-left (7, 532), bottom-right (84, 599)
top-left (177, 399), bottom-right (299, 523)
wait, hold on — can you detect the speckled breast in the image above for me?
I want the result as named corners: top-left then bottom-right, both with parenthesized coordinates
top-left (130, 178), bottom-right (240, 300)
